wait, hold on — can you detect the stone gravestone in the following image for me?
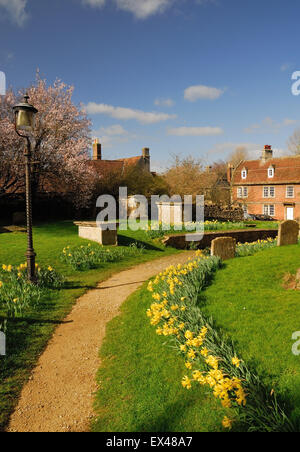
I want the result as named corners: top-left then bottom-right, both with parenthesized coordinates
top-left (156, 202), bottom-right (183, 227)
top-left (278, 220), bottom-right (299, 247)
top-left (74, 221), bottom-right (118, 246)
top-left (211, 237), bottom-right (236, 261)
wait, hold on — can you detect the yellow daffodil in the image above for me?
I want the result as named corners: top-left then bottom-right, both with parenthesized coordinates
top-left (222, 416), bottom-right (233, 430)
top-left (232, 357), bottom-right (241, 368)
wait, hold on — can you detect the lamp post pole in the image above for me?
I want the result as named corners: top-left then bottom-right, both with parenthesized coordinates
top-left (24, 135), bottom-right (36, 282)
top-left (13, 94), bottom-right (38, 283)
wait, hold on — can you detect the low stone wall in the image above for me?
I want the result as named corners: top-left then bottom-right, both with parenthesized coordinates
top-left (163, 228), bottom-right (278, 250)
top-left (204, 205), bottom-right (244, 222)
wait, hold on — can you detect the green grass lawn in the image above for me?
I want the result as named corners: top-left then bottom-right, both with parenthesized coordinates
top-left (0, 221), bottom-right (180, 432)
top-left (92, 244), bottom-right (300, 432)
top-left (92, 284), bottom-right (229, 433)
top-left (0, 220), bottom-right (290, 432)
top-left (202, 244), bottom-right (300, 429)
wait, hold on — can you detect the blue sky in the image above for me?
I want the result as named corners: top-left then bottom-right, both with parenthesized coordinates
top-left (1, 0), bottom-right (300, 170)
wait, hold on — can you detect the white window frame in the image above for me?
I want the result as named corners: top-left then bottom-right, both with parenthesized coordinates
top-left (237, 187), bottom-right (243, 198)
top-left (243, 187), bottom-right (248, 198)
top-left (241, 169), bottom-right (247, 180)
top-left (242, 204), bottom-right (248, 215)
top-left (263, 186), bottom-right (275, 198)
top-left (263, 204), bottom-right (275, 217)
top-left (286, 186), bottom-right (294, 198)
top-left (268, 167), bottom-right (274, 178)
top-left (269, 205), bottom-right (275, 217)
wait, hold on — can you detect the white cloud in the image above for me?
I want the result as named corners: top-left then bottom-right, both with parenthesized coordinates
top-left (208, 142), bottom-right (288, 160)
top-left (167, 126), bottom-right (223, 136)
top-left (208, 142), bottom-right (262, 157)
top-left (184, 84), bottom-right (224, 102)
top-left (207, 142), bottom-right (286, 160)
top-left (115, 0), bottom-right (174, 19)
top-left (82, 0), bottom-right (175, 18)
top-left (83, 0), bottom-right (217, 19)
top-left (0, 0), bottom-right (28, 26)
top-left (244, 117), bottom-right (299, 134)
top-left (98, 124), bottom-right (128, 136)
top-left (92, 124), bottom-right (133, 148)
top-left (154, 97), bottom-right (175, 107)
top-left (85, 102), bottom-right (176, 124)
top-left (82, 0), bottom-right (106, 8)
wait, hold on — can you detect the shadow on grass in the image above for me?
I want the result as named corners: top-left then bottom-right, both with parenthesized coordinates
top-left (117, 234), bottom-right (164, 251)
top-left (134, 399), bottom-right (205, 433)
top-left (63, 280), bottom-right (95, 290)
top-left (2, 317), bottom-right (73, 326)
top-left (96, 280), bottom-right (147, 290)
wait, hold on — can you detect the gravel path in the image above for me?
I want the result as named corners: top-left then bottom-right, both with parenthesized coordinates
top-left (8, 251), bottom-right (195, 432)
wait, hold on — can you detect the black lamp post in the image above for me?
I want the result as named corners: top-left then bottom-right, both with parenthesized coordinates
top-left (13, 94), bottom-right (38, 283)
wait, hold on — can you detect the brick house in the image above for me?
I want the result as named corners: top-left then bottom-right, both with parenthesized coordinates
top-left (87, 139), bottom-right (152, 175)
top-left (228, 145), bottom-right (300, 221)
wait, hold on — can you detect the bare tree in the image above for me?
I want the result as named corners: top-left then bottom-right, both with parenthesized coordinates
top-left (163, 155), bottom-right (204, 198)
top-left (228, 146), bottom-right (249, 167)
top-left (287, 128), bottom-right (300, 155)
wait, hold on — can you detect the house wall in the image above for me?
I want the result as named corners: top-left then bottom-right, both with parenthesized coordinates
top-left (232, 184), bottom-right (300, 220)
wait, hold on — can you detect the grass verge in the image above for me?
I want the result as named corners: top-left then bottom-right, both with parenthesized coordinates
top-left (93, 245), bottom-right (300, 432)
top-left (203, 244), bottom-right (300, 430)
top-left (92, 284), bottom-right (228, 432)
top-left (0, 221), bottom-right (179, 431)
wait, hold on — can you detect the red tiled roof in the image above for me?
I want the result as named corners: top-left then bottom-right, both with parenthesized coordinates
top-left (87, 156), bottom-right (143, 175)
top-left (116, 156), bottom-right (142, 166)
top-left (233, 156), bottom-right (300, 185)
top-left (87, 159), bottom-right (124, 173)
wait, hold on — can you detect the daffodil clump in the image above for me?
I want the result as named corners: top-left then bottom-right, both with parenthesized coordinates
top-left (0, 263), bottom-right (64, 319)
top-left (146, 221), bottom-right (248, 239)
top-left (235, 237), bottom-right (277, 257)
top-left (61, 242), bottom-right (144, 271)
top-left (146, 250), bottom-right (294, 432)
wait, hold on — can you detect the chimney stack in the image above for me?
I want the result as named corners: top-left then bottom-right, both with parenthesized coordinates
top-left (227, 163), bottom-right (233, 183)
top-left (93, 138), bottom-right (102, 160)
top-left (142, 147), bottom-right (150, 172)
top-left (262, 145), bottom-right (273, 162)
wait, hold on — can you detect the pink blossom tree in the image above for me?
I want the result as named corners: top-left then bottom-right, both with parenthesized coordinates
top-left (0, 75), bottom-right (96, 207)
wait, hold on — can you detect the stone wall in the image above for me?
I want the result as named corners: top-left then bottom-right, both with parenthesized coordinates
top-left (204, 205), bottom-right (244, 222)
top-left (163, 228), bottom-right (278, 250)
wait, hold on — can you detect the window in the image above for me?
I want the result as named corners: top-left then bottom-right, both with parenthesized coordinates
top-left (242, 204), bottom-right (248, 215)
top-left (286, 186), bottom-right (294, 198)
top-left (237, 187), bottom-right (247, 198)
top-left (263, 205), bottom-right (275, 217)
top-left (263, 186), bottom-right (275, 198)
top-left (268, 167), bottom-right (274, 178)
top-left (241, 169), bottom-right (247, 179)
